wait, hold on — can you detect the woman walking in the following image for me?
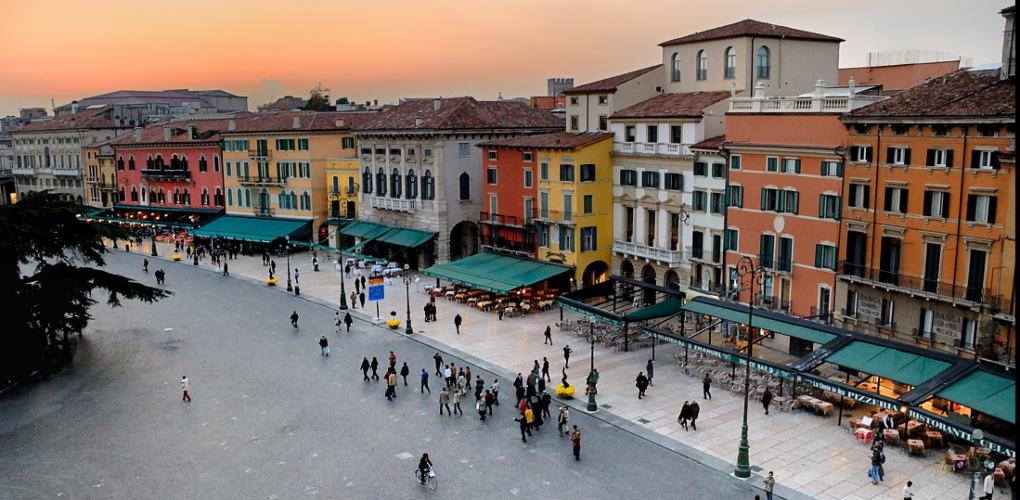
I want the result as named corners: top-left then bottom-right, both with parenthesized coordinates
top-left (635, 371), bottom-right (650, 399)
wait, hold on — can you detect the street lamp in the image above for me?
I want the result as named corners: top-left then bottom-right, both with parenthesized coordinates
top-left (337, 222), bottom-right (348, 310)
top-left (734, 255), bottom-right (768, 479)
top-left (285, 235), bottom-right (293, 292)
top-left (150, 226), bottom-right (158, 257)
top-left (402, 264), bottom-right (413, 335)
top-left (585, 322), bottom-right (600, 412)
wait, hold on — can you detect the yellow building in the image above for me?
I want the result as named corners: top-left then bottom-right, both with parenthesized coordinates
top-left (532, 132), bottom-right (615, 287)
top-left (219, 112), bottom-right (369, 244)
top-left (325, 158), bottom-right (361, 248)
top-left (83, 143), bottom-right (117, 208)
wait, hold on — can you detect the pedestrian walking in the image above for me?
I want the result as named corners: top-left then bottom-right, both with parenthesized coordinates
top-left (476, 397), bottom-right (487, 421)
top-left (463, 367), bottom-right (472, 389)
top-left (293, 268), bottom-right (300, 284)
top-left (524, 406), bottom-right (535, 435)
top-left (433, 352), bottom-right (444, 376)
top-left (222, 262), bottom-right (229, 276)
top-left (388, 350), bottom-right (397, 369)
top-left (420, 369), bottom-right (431, 394)
top-left (532, 400), bottom-right (543, 431)
top-left (544, 325), bottom-right (552, 345)
top-left (474, 376), bottom-right (484, 400)
top-left (370, 357), bottom-right (380, 381)
top-left (570, 426), bottom-right (582, 460)
top-left (457, 371), bottom-right (467, 393)
top-left (386, 370), bottom-right (398, 400)
top-left (452, 387), bottom-right (463, 415)
top-left (646, 359), bottom-right (654, 386)
top-left (360, 275), bottom-right (366, 290)
top-left (763, 471), bottom-right (775, 500)
top-left (982, 470), bottom-right (995, 500)
top-left (443, 365), bottom-right (453, 388)
top-left (876, 441), bottom-right (886, 481)
top-left (762, 387), bottom-right (774, 415)
top-left (334, 312), bottom-right (341, 334)
top-left (400, 362), bottom-right (410, 386)
top-left (703, 373), bottom-right (712, 399)
top-left (517, 413), bottom-right (530, 442)
top-left (542, 357), bottom-right (551, 382)
top-left (869, 445), bottom-right (882, 485)
top-left (540, 392), bottom-right (552, 420)
top-left (423, 303), bottom-right (431, 322)
top-left (677, 401), bottom-right (691, 431)
top-left (439, 387), bottom-right (451, 415)
top-left (454, 314), bottom-right (462, 334)
top-left (902, 480), bottom-right (914, 500)
top-left (558, 406), bottom-right (569, 434)
top-left (635, 371), bottom-right (649, 399)
top-left (143, 258), bottom-right (149, 273)
top-left (155, 268), bottom-right (165, 285)
top-left (180, 375), bottom-right (191, 402)
top-left (344, 312), bottom-right (353, 333)
top-left (537, 377), bottom-right (546, 395)
top-left (563, 345), bottom-right (572, 368)
top-left (290, 310), bottom-right (299, 328)
top-left (689, 401), bottom-right (700, 430)
top-left (319, 335), bottom-right (329, 356)
top-left (484, 390), bottom-right (494, 415)
top-left (491, 379), bottom-right (500, 406)
top-left (497, 308), bottom-right (504, 321)
top-left (532, 360), bottom-right (541, 378)
top-left (361, 357), bottom-right (370, 381)
top-left (350, 291), bottom-right (358, 309)
top-left (359, 292), bottom-right (365, 308)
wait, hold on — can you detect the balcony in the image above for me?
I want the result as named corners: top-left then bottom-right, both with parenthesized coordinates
top-left (389, 154), bottom-right (402, 163)
top-left (248, 150), bottom-right (271, 160)
top-left (11, 167), bottom-right (34, 176)
top-left (252, 206), bottom-right (275, 217)
top-left (98, 182), bottom-right (117, 191)
top-left (481, 232), bottom-right (536, 258)
top-left (480, 210), bottom-right (535, 228)
top-left (141, 168), bottom-right (191, 180)
top-left (53, 168), bottom-right (82, 177)
top-left (728, 94), bottom-right (887, 114)
top-left (369, 196), bottom-right (416, 213)
top-left (613, 240), bottom-right (686, 267)
top-left (838, 261), bottom-right (999, 309)
top-left (534, 210), bottom-right (574, 225)
top-left (614, 142), bottom-right (693, 157)
top-left (237, 175), bottom-right (285, 187)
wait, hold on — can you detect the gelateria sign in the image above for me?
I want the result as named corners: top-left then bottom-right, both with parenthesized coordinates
top-left (797, 375), bottom-right (900, 411)
top-left (908, 409), bottom-right (1015, 458)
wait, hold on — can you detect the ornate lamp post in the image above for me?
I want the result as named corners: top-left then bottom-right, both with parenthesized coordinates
top-left (150, 226), bottom-right (158, 257)
top-left (285, 235), bottom-right (293, 292)
top-left (734, 255), bottom-right (768, 479)
top-left (585, 322), bottom-right (599, 412)
top-left (402, 264), bottom-right (413, 335)
top-left (337, 222), bottom-right (348, 310)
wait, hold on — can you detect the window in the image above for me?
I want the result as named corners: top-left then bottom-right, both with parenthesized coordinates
top-left (563, 193), bottom-right (573, 221)
top-left (583, 195), bottom-right (593, 214)
top-left (724, 229), bottom-right (738, 251)
top-left (524, 198), bottom-right (534, 223)
top-left (692, 190), bottom-right (707, 211)
top-left (646, 125), bottom-right (658, 143)
top-left (540, 161), bottom-right (548, 180)
top-left (671, 53), bottom-right (681, 82)
top-left (597, 95), bottom-right (608, 105)
top-left (422, 170), bottom-right (435, 200)
top-left (972, 150), bottom-right (1000, 169)
top-left (361, 147), bottom-right (372, 156)
top-left (130, 187), bottom-right (138, 202)
top-left (570, 116), bottom-right (579, 131)
top-left (932, 125), bottom-right (949, 136)
top-left (759, 234), bottom-right (775, 268)
top-left (362, 167), bottom-right (372, 194)
top-left (117, 157), bottom-right (124, 170)
top-left (821, 160), bottom-right (842, 177)
top-left (489, 194), bottom-right (498, 215)
top-left (815, 244), bottom-right (837, 270)
top-left (819, 194), bottom-right (841, 219)
top-left (459, 172), bottom-right (470, 200)
top-left (848, 184), bottom-right (870, 209)
top-left (892, 125), bottom-right (908, 135)
top-left (664, 173), bottom-right (683, 190)
top-left (458, 143), bottom-right (470, 157)
top-left (625, 126), bottom-right (636, 143)
top-left (424, 148), bottom-right (433, 158)
top-left (693, 162), bottom-right (708, 176)
top-left (781, 158), bottom-right (801, 173)
top-left (596, 115), bottom-right (607, 131)
top-left (275, 139), bottom-right (295, 151)
top-left (710, 192), bottom-right (725, 214)
top-left (646, 209), bottom-right (655, 246)
top-left (539, 191), bottom-right (549, 218)
top-left (966, 194), bottom-right (997, 224)
top-left (619, 169), bottom-right (636, 186)
top-left (227, 189), bottom-right (233, 206)
top-left (711, 163), bottom-right (724, 178)
top-left (727, 185), bottom-right (743, 207)
top-left (778, 237), bottom-right (793, 272)
top-left (523, 169), bottom-right (533, 188)
top-left (580, 227), bottom-right (597, 251)
top-left (887, 147), bottom-right (910, 165)
top-left (670, 125), bottom-right (682, 144)
top-left (579, 164), bottom-right (596, 182)
top-left (488, 150), bottom-right (498, 161)
top-left (406, 170), bottom-right (418, 199)
top-left (390, 168), bottom-right (402, 198)
top-left (724, 47), bottom-right (736, 78)
top-left (487, 167), bottom-right (497, 185)
top-left (342, 137), bottom-right (355, 149)
top-left (199, 156), bottom-right (208, 172)
top-left (757, 46), bottom-right (770, 79)
top-left (925, 148), bottom-right (953, 167)
top-left (759, 188), bottom-right (798, 214)
top-left (559, 226), bottom-right (574, 252)
top-left (977, 125), bottom-right (997, 137)
top-left (569, 96), bottom-right (578, 106)
top-left (559, 164), bottom-right (574, 182)
top-left (851, 146), bottom-right (873, 163)
top-left (641, 171), bottom-right (659, 188)
top-left (225, 161), bottom-right (232, 176)
top-left (376, 168), bottom-right (386, 196)
top-left (922, 190), bottom-right (950, 218)
top-left (691, 231), bottom-right (704, 259)
top-left (696, 50), bottom-right (708, 80)
top-left (522, 151), bottom-right (533, 162)
top-left (297, 138), bottom-right (309, 151)
top-left (730, 155), bottom-right (741, 170)
top-left (537, 223), bottom-right (549, 247)
top-left (883, 187), bottom-right (908, 214)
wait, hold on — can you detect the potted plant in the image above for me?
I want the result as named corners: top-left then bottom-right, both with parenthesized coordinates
top-left (266, 278), bottom-right (278, 286)
top-left (555, 368), bottom-right (575, 399)
top-left (386, 311), bottom-right (401, 329)
top-left (172, 253), bottom-right (182, 262)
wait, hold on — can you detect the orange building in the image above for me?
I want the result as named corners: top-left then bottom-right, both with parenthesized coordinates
top-left (838, 60), bottom-right (961, 93)
top-left (837, 68), bottom-right (1015, 365)
top-left (477, 138), bottom-right (539, 257)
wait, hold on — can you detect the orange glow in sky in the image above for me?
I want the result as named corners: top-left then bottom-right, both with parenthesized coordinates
top-left (0, 0), bottom-right (1007, 115)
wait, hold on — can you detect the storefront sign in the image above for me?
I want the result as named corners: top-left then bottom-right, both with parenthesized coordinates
top-left (798, 375), bottom-right (900, 411)
top-left (931, 311), bottom-right (961, 341)
top-left (857, 293), bottom-right (881, 321)
top-left (908, 409), bottom-right (1015, 458)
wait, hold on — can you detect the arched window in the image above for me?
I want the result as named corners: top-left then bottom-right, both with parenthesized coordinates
top-left (198, 156), bottom-right (208, 172)
top-left (171, 155), bottom-right (180, 170)
top-left (362, 167), bottom-right (372, 194)
top-left (118, 187), bottom-right (125, 202)
top-left (697, 50), bottom-right (708, 80)
top-left (376, 168), bottom-right (386, 196)
top-left (244, 189), bottom-right (250, 207)
top-left (201, 188), bottom-right (209, 206)
top-left (130, 187), bottom-right (138, 202)
top-left (724, 47), bottom-right (736, 79)
top-left (146, 155), bottom-right (154, 169)
top-left (155, 155), bottom-right (164, 169)
top-left (331, 175), bottom-right (340, 193)
top-left (422, 170), bottom-right (435, 200)
top-left (671, 53), bottom-right (681, 82)
top-left (302, 192), bottom-right (311, 210)
top-left (459, 172), bottom-right (470, 201)
top-left (117, 156), bottom-right (124, 170)
top-left (289, 191), bottom-right (297, 210)
top-left (406, 169), bottom-right (418, 199)
top-left (173, 188), bottom-right (180, 205)
top-left (157, 188), bottom-right (165, 204)
top-left (214, 188), bottom-right (223, 206)
top-left (128, 156), bottom-right (135, 170)
top-left (182, 188), bottom-right (190, 205)
top-left (391, 168), bottom-right (402, 198)
top-left (140, 186), bottom-right (146, 202)
top-left (757, 46), bottom-right (770, 79)
top-left (213, 156), bottom-right (220, 172)
top-left (181, 155), bottom-right (188, 170)
top-left (227, 189), bottom-right (233, 206)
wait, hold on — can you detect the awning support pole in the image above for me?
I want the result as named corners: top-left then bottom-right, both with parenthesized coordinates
top-left (838, 371), bottom-right (848, 427)
top-left (624, 320), bottom-right (629, 352)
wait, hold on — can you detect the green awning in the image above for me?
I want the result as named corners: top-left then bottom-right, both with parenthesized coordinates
top-left (341, 220), bottom-right (392, 240)
top-left (626, 296), bottom-right (684, 321)
top-left (423, 252), bottom-right (571, 295)
top-left (683, 300), bottom-right (747, 324)
top-left (193, 215), bottom-right (310, 243)
top-left (825, 340), bottom-right (951, 387)
top-left (681, 298), bottom-right (836, 345)
top-left (937, 370), bottom-right (1015, 424)
top-left (375, 228), bottom-right (435, 248)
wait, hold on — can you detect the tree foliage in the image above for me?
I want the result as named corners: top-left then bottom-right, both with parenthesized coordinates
top-left (0, 192), bottom-right (170, 384)
top-left (303, 88), bottom-right (331, 111)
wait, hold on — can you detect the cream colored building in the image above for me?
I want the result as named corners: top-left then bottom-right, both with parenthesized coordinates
top-left (563, 65), bottom-right (662, 134)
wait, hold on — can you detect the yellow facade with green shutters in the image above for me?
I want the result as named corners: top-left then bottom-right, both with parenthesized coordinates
top-left (325, 158), bottom-right (360, 248)
top-left (535, 136), bottom-right (614, 287)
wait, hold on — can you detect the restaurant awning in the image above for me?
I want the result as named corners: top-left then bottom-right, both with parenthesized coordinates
top-left (681, 297), bottom-right (838, 345)
top-left (192, 215), bottom-right (311, 243)
top-left (375, 227), bottom-right (435, 249)
top-left (423, 252), bottom-right (572, 295)
top-left (936, 369), bottom-right (1016, 424)
top-left (626, 296), bottom-right (684, 321)
top-left (824, 340), bottom-right (952, 387)
top-left (341, 220), bottom-right (392, 240)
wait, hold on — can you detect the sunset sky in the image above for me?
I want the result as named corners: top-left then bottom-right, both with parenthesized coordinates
top-left (0, 0), bottom-right (1009, 117)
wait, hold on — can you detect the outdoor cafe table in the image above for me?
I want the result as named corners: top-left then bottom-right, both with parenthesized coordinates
top-left (924, 430), bottom-right (943, 449)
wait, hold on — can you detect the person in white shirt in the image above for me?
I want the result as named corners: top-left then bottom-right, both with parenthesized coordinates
top-left (982, 471), bottom-right (995, 500)
top-left (902, 480), bottom-right (914, 499)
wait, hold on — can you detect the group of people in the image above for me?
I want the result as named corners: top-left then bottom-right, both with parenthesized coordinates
top-left (422, 301), bottom-right (438, 322)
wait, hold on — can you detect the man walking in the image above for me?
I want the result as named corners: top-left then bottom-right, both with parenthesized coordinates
top-left (452, 387), bottom-right (463, 415)
top-left (558, 406), bottom-right (569, 434)
top-left (350, 291), bottom-right (358, 309)
top-left (386, 370), bottom-right (398, 401)
top-left (290, 310), bottom-right (299, 328)
top-left (570, 425), bottom-right (582, 460)
top-left (689, 401), bottom-right (700, 430)
top-left (703, 373), bottom-right (712, 399)
top-left (677, 401), bottom-right (691, 431)
top-left (563, 345), bottom-right (572, 368)
top-left (370, 356), bottom-right (380, 381)
top-left (400, 362), bottom-right (410, 386)
top-left (222, 262), bottom-right (229, 276)
top-left (443, 365), bottom-right (453, 388)
top-left (433, 352), bottom-right (444, 376)
top-left (388, 350), bottom-right (397, 369)
top-left (635, 371), bottom-right (649, 399)
top-left (439, 387), bottom-right (451, 415)
top-left (762, 387), bottom-right (774, 415)
top-left (359, 292), bottom-right (366, 308)
top-left (361, 357), bottom-right (370, 381)
top-left (319, 335), bottom-right (329, 356)
top-left (143, 258), bottom-right (149, 273)
top-left (334, 312), bottom-right (341, 335)
top-left (454, 314), bottom-right (462, 334)
top-left (544, 325), bottom-right (552, 345)
top-left (420, 369), bottom-right (431, 394)
top-left (344, 312), bottom-right (353, 333)
top-left (491, 379), bottom-right (500, 406)
top-left (646, 359), bottom-right (654, 386)
top-left (180, 376), bottom-right (191, 402)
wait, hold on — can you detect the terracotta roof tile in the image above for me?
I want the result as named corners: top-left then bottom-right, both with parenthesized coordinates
top-left (358, 97), bottom-right (562, 131)
top-left (847, 69), bottom-right (1015, 119)
top-left (610, 91), bottom-right (731, 119)
top-left (659, 19), bottom-right (843, 46)
top-left (478, 132), bottom-right (614, 150)
top-left (15, 106), bottom-right (128, 133)
top-left (691, 135), bottom-right (726, 150)
top-left (563, 65), bottom-right (662, 95)
top-left (108, 118), bottom-right (239, 146)
top-left (221, 111), bottom-right (376, 133)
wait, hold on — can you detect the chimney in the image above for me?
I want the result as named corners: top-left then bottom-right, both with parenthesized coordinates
top-left (292, 116), bottom-right (301, 129)
top-left (1002, 6), bottom-right (1015, 80)
top-left (69, 117), bottom-right (77, 128)
top-left (335, 119), bottom-right (344, 128)
top-left (187, 123), bottom-right (196, 140)
top-left (848, 76), bottom-right (856, 95)
top-left (134, 126), bottom-right (143, 142)
top-left (71, 101), bottom-right (79, 114)
top-left (434, 98), bottom-right (442, 111)
top-left (228, 119), bottom-right (236, 131)
top-left (814, 79), bottom-right (826, 98)
top-left (163, 124), bottom-right (172, 141)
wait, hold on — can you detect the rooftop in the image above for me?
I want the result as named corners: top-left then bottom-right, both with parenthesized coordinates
top-left (14, 106), bottom-right (128, 133)
top-left (54, 89), bottom-right (245, 112)
top-left (563, 65), bottom-right (662, 95)
top-left (220, 111), bottom-right (376, 134)
top-left (357, 97), bottom-right (562, 131)
top-left (846, 69), bottom-right (1016, 119)
top-left (107, 118), bottom-right (239, 146)
top-left (478, 132), bottom-right (614, 150)
top-left (610, 91), bottom-right (732, 119)
top-left (691, 135), bottom-right (726, 150)
top-left (659, 19), bottom-right (843, 46)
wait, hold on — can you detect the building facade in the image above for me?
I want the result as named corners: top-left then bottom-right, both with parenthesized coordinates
top-left (325, 158), bottom-right (361, 248)
top-left (837, 68), bottom-right (1015, 365)
top-left (564, 65), bottom-right (662, 134)
top-left (477, 139), bottom-right (539, 259)
top-left (83, 143), bottom-right (117, 209)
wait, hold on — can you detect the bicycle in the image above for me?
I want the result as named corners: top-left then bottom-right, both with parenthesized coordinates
top-left (413, 468), bottom-right (438, 490)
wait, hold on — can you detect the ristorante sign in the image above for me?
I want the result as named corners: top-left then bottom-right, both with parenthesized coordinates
top-left (908, 408), bottom-right (1015, 458)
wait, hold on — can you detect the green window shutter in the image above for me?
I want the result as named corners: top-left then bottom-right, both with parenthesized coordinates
top-left (792, 192), bottom-right (799, 214)
top-left (760, 188), bottom-right (767, 210)
top-left (819, 194), bottom-right (825, 218)
top-left (794, 159), bottom-right (801, 173)
top-left (836, 163), bottom-right (844, 177)
top-left (815, 244), bottom-right (823, 268)
top-left (835, 197), bottom-right (841, 219)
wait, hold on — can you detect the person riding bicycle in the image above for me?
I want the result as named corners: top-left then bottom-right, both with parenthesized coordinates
top-left (290, 310), bottom-right (299, 328)
top-left (418, 453), bottom-right (433, 484)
